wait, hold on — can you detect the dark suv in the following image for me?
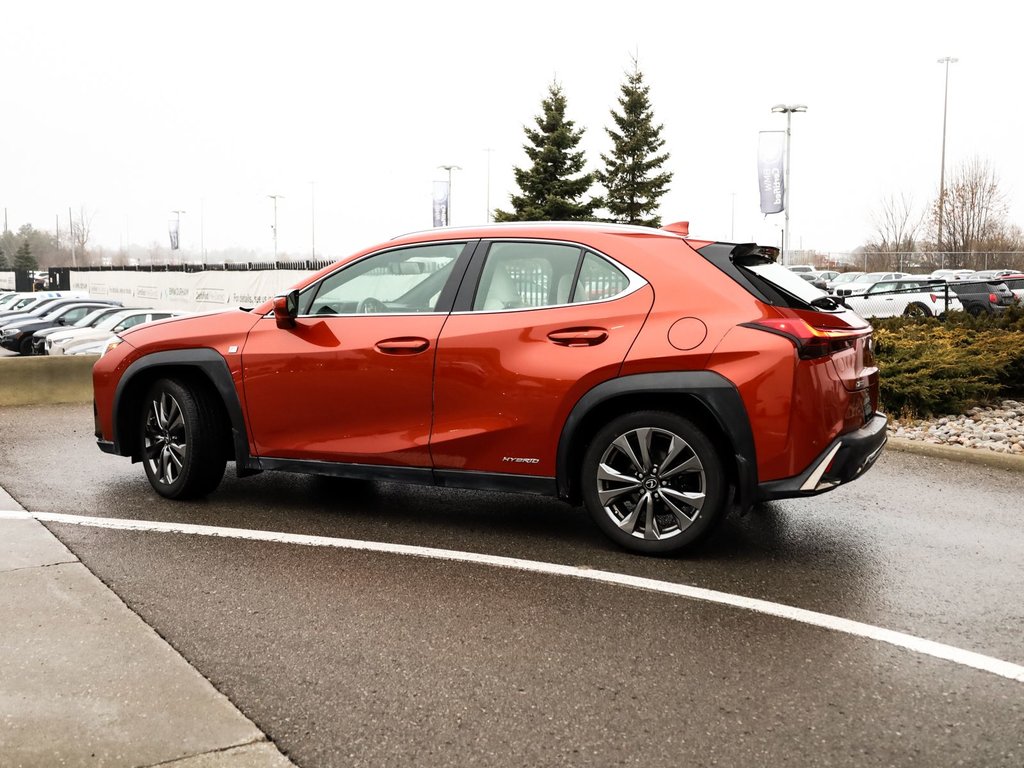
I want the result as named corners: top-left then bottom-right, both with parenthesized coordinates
top-left (93, 222), bottom-right (887, 554)
top-left (948, 280), bottom-right (1016, 315)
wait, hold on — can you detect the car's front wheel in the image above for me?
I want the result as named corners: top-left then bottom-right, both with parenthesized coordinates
top-left (581, 411), bottom-right (726, 554)
top-left (140, 378), bottom-right (226, 499)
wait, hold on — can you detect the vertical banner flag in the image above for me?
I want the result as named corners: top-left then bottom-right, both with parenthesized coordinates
top-left (433, 181), bottom-right (450, 228)
top-left (758, 131), bottom-right (786, 214)
top-left (168, 217), bottom-right (180, 250)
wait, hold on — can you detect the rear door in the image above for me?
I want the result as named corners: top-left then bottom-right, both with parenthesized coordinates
top-left (431, 240), bottom-right (653, 479)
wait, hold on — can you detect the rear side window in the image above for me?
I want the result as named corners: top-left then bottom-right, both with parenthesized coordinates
top-left (471, 243), bottom-right (634, 311)
top-left (572, 252), bottom-right (629, 304)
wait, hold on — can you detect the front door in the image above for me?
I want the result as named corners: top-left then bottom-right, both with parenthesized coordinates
top-left (241, 242), bottom-right (470, 467)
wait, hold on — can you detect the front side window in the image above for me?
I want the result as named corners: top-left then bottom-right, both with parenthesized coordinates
top-left (304, 243), bottom-right (462, 316)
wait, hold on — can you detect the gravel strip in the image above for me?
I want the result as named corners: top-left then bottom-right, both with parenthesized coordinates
top-left (888, 399), bottom-right (1024, 454)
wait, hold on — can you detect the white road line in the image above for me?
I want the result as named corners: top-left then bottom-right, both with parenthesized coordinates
top-left (32, 510), bottom-right (1024, 684)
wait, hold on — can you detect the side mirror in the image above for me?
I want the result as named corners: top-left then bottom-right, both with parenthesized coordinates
top-left (273, 290), bottom-right (299, 329)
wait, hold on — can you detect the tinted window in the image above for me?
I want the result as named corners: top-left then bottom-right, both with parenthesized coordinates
top-left (572, 252), bottom-right (629, 304)
top-left (305, 243), bottom-right (461, 315)
top-left (472, 242), bottom-right (581, 311)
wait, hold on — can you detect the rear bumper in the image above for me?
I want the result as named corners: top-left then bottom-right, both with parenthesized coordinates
top-left (758, 413), bottom-right (888, 501)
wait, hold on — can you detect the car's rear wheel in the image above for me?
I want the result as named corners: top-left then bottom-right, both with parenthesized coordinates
top-left (140, 378), bottom-right (226, 499)
top-left (903, 302), bottom-right (930, 318)
top-left (18, 336), bottom-right (34, 356)
top-left (581, 411), bottom-right (726, 554)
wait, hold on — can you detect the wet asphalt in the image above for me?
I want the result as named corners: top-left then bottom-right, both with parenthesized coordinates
top-left (1, 402), bottom-right (1021, 767)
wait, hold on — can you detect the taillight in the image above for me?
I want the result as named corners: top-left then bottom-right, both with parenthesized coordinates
top-left (742, 318), bottom-right (863, 360)
top-left (989, 293), bottom-right (998, 304)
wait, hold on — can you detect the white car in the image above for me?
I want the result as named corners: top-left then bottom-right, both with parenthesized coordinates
top-left (46, 309), bottom-right (186, 355)
top-left (842, 278), bottom-right (963, 318)
top-left (833, 271), bottom-right (908, 297)
top-left (929, 269), bottom-right (975, 281)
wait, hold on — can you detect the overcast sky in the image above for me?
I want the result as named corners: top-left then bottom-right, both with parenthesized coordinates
top-left (2, 0), bottom-right (1021, 260)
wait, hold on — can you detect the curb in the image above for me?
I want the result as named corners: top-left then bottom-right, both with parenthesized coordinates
top-left (886, 436), bottom-right (1024, 472)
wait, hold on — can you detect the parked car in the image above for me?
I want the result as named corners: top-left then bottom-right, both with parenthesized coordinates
top-left (967, 269), bottom-right (1018, 280)
top-left (47, 309), bottom-right (184, 356)
top-left (929, 269), bottom-right (975, 281)
top-left (0, 297), bottom-right (119, 330)
top-left (997, 274), bottom-right (1024, 305)
top-left (840, 278), bottom-right (963, 319)
top-left (826, 271), bottom-right (865, 293)
top-left (93, 222), bottom-right (887, 555)
top-left (30, 306), bottom-right (127, 355)
top-left (0, 301), bottom-right (121, 355)
top-left (811, 270), bottom-right (840, 284)
top-left (833, 272), bottom-right (908, 297)
top-left (797, 273), bottom-right (828, 291)
top-left (0, 291), bottom-right (88, 318)
top-left (785, 264), bottom-right (816, 273)
top-left (947, 280), bottom-right (1017, 315)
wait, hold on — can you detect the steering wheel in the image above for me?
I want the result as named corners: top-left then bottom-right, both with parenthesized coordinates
top-left (356, 297), bottom-right (387, 314)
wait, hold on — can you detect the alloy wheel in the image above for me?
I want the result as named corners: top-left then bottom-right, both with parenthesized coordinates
top-left (143, 391), bottom-right (187, 486)
top-left (595, 427), bottom-right (706, 541)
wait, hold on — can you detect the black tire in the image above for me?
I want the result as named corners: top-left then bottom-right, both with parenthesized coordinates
top-left (903, 302), bottom-right (930, 318)
top-left (139, 378), bottom-right (227, 499)
top-left (18, 336), bottom-right (34, 356)
top-left (581, 411), bottom-right (726, 555)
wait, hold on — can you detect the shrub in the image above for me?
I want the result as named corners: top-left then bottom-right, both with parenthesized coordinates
top-left (871, 307), bottom-right (1024, 417)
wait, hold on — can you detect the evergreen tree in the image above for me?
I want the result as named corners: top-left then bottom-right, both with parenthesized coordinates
top-left (0, 246), bottom-right (9, 271)
top-left (495, 82), bottom-right (597, 221)
top-left (597, 61), bottom-right (672, 227)
top-left (14, 239), bottom-right (37, 272)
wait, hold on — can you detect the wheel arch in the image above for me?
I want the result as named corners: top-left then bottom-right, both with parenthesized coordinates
top-left (111, 349), bottom-right (256, 475)
top-left (556, 372), bottom-right (758, 511)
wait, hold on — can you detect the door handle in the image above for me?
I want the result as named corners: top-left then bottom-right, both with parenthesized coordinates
top-left (547, 328), bottom-right (608, 347)
top-left (375, 337), bottom-right (430, 354)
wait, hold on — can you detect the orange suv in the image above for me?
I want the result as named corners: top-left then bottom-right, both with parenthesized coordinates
top-left (93, 222), bottom-right (886, 554)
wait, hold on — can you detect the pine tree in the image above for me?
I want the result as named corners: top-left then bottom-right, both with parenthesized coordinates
top-left (14, 239), bottom-right (37, 272)
top-left (597, 61), bottom-right (672, 227)
top-left (0, 246), bottom-right (9, 271)
top-left (494, 82), bottom-right (597, 222)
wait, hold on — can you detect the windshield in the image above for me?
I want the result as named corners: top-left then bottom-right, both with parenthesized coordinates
top-left (74, 307), bottom-right (119, 327)
top-left (854, 273), bottom-right (886, 283)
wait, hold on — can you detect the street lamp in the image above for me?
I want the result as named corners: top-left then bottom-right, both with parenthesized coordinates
top-left (771, 103), bottom-right (807, 264)
top-left (936, 56), bottom-right (958, 256)
top-left (438, 164), bottom-right (461, 226)
top-left (267, 194), bottom-right (284, 260)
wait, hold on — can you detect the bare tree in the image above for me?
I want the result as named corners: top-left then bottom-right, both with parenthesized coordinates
top-left (72, 206), bottom-right (95, 256)
top-left (932, 157), bottom-right (1008, 253)
top-left (868, 192), bottom-right (922, 253)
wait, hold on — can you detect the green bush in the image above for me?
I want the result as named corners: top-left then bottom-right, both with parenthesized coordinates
top-left (871, 307), bottom-right (1024, 418)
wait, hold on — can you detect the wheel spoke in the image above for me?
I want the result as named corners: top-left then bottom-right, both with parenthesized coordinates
top-left (661, 453), bottom-right (701, 479)
top-left (643, 492), bottom-right (660, 540)
top-left (635, 428), bottom-right (654, 472)
top-left (615, 494), bottom-right (646, 534)
top-left (610, 434), bottom-right (646, 475)
top-left (658, 487), bottom-right (705, 526)
top-left (167, 442), bottom-right (185, 469)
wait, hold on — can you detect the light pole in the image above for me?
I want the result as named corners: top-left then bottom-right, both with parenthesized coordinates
top-left (268, 194), bottom-right (284, 260)
top-left (438, 164), bottom-right (461, 226)
top-left (309, 182), bottom-right (316, 260)
top-left (771, 104), bottom-right (807, 264)
top-left (484, 149), bottom-right (494, 223)
top-left (936, 56), bottom-right (958, 257)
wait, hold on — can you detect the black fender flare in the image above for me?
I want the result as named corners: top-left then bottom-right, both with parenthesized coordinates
top-left (111, 348), bottom-right (257, 475)
top-left (556, 371), bottom-right (758, 511)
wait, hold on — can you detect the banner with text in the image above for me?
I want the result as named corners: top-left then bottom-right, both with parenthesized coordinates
top-left (758, 131), bottom-right (786, 215)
